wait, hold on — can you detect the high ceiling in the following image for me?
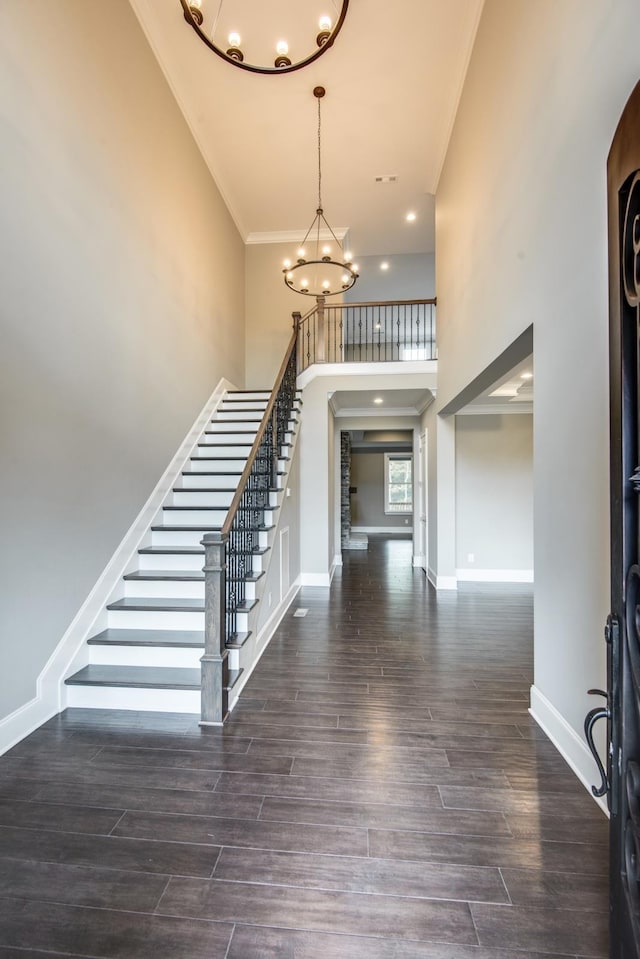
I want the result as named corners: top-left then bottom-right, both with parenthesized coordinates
top-left (129, 0), bottom-right (484, 257)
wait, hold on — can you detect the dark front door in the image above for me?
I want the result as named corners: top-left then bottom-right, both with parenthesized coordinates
top-left (607, 79), bottom-right (640, 958)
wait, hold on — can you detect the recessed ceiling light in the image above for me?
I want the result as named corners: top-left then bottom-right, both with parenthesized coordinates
top-left (380, 261), bottom-right (389, 271)
top-left (521, 372), bottom-right (533, 380)
top-left (374, 397), bottom-right (383, 404)
top-left (406, 212), bottom-right (417, 222)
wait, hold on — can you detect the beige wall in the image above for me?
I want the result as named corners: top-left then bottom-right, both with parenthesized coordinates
top-left (436, 0), bottom-right (640, 763)
top-left (455, 414), bottom-right (533, 572)
top-left (245, 243), bottom-right (301, 388)
top-left (0, 0), bottom-right (244, 719)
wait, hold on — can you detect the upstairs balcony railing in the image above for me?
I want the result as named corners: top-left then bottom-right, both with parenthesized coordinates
top-left (297, 297), bottom-right (436, 373)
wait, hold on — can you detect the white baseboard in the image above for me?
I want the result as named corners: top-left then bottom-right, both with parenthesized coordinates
top-left (299, 572), bottom-right (332, 587)
top-left (333, 553), bottom-right (343, 568)
top-left (529, 685), bottom-right (608, 816)
top-left (351, 526), bottom-right (412, 534)
top-left (229, 578), bottom-right (301, 710)
top-left (413, 554), bottom-right (425, 568)
top-left (427, 567), bottom-right (458, 590)
top-left (14, 377), bottom-right (236, 747)
top-left (456, 568), bottom-right (534, 583)
top-left (0, 697), bottom-right (61, 757)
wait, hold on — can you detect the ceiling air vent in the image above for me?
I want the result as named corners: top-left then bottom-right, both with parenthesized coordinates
top-left (375, 175), bottom-right (398, 183)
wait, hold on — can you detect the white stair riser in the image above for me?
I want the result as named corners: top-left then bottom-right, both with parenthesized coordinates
top-left (161, 508), bottom-right (274, 527)
top-left (122, 579), bottom-right (256, 602)
top-left (178, 474), bottom-right (242, 489)
top-left (107, 609), bottom-right (205, 630)
top-left (189, 459), bottom-right (246, 473)
top-left (124, 579), bottom-right (204, 599)
top-left (195, 445), bottom-right (253, 457)
top-left (215, 411), bottom-right (264, 423)
top-left (172, 490), bottom-right (235, 507)
top-left (65, 685), bottom-right (201, 714)
top-left (138, 553), bottom-right (205, 571)
top-left (226, 392), bottom-right (270, 401)
top-left (89, 644), bottom-right (203, 668)
top-left (220, 402), bottom-right (268, 413)
top-left (162, 509), bottom-right (227, 526)
top-left (106, 608), bottom-right (250, 632)
top-left (172, 490), bottom-right (277, 508)
top-left (152, 529), bottom-right (216, 546)
top-left (207, 422), bottom-right (260, 434)
top-left (225, 580), bottom-right (257, 602)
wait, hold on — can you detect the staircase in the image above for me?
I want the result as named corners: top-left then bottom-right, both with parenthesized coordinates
top-left (64, 389), bottom-right (301, 714)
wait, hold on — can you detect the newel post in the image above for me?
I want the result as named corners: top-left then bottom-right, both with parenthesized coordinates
top-left (200, 531), bottom-right (229, 726)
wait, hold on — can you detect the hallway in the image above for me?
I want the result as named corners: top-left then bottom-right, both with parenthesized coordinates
top-left (0, 535), bottom-right (608, 958)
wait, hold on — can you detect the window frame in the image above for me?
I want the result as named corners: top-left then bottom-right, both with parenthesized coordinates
top-left (384, 453), bottom-right (413, 515)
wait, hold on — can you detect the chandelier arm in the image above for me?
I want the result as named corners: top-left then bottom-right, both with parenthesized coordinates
top-left (318, 212), bottom-right (345, 252)
top-left (300, 212), bottom-right (322, 248)
top-left (210, 0), bottom-right (224, 43)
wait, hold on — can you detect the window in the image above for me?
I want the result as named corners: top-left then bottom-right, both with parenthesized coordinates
top-left (384, 454), bottom-right (413, 513)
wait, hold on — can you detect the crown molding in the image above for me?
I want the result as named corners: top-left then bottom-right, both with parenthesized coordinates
top-left (246, 228), bottom-right (350, 245)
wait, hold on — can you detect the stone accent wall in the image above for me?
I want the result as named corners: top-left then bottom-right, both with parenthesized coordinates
top-left (340, 431), bottom-right (351, 548)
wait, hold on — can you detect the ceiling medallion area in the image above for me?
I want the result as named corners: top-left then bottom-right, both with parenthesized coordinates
top-left (179, 0), bottom-right (349, 75)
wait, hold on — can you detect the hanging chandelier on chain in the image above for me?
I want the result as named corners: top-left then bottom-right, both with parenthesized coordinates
top-left (179, 0), bottom-right (349, 75)
top-left (283, 87), bottom-right (358, 298)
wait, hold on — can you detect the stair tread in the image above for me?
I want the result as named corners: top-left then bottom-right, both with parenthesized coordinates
top-left (87, 628), bottom-right (204, 647)
top-left (226, 632), bottom-right (251, 650)
top-left (107, 596), bottom-right (258, 612)
top-left (226, 668), bottom-right (244, 691)
top-left (124, 569), bottom-right (205, 581)
top-left (164, 505), bottom-right (228, 512)
top-left (139, 546), bottom-right (204, 555)
top-left (65, 665), bottom-right (201, 690)
top-left (139, 545), bottom-right (269, 556)
top-left (151, 524), bottom-right (274, 532)
top-left (107, 597), bottom-right (205, 611)
top-left (172, 487), bottom-right (237, 494)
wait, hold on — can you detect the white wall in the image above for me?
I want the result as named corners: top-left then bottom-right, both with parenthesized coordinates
top-left (436, 0), bottom-right (640, 785)
top-left (0, 1), bottom-right (245, 722)
top-left (344, 254), bottom-right (435, 302)
top-left (455, 414), bottom-right (533, 576)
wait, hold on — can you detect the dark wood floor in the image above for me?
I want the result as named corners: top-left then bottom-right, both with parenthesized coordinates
top-left (0, 534), bottom-right (608, 958)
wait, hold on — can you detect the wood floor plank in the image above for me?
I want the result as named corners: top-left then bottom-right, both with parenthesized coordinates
top-left (157, 877), bottom-right (478, 944)
top-left (0, 898), bottom-right (233, 959)
top-left (0, 534), bottom-right (608, 956)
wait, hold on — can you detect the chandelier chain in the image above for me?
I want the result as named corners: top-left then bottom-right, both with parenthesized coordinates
top-left (317, 96), bottom-right (322, 211)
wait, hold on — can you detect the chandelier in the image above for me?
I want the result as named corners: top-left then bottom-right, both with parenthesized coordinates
top-left (180, 1), bottom-right (349, 76)
top-left (283, 87), bottom-right (358, 298)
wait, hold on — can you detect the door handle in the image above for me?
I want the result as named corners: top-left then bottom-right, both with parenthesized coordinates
top-left (584, 688), bottom-right (610, 798)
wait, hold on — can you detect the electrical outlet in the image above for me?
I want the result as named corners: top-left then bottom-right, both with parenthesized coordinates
top-left (467, 553), bottom-right (475, 564)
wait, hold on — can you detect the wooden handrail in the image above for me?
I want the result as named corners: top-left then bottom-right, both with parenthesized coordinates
top-left (220, 317), bottom-right (299, 537)
top-left (300, 297), bottom-right (436, 315)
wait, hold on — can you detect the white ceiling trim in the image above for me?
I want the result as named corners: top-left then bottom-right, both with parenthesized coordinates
top-left (432, 0), bottom-right (486, 193)
top-left (334, 406), bottom-right (422, 418)
top-left (246, 227), bottom-right (349, 245)
top-left (456, 403), bottom-right (533, 416)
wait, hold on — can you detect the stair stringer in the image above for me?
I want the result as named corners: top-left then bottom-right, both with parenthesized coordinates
top-left (0, 377), bottom-right (236, 755)
top-left (57, 378), bottom-right (238, 700)
top-left (227, 420), bottom-right (302, 712)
